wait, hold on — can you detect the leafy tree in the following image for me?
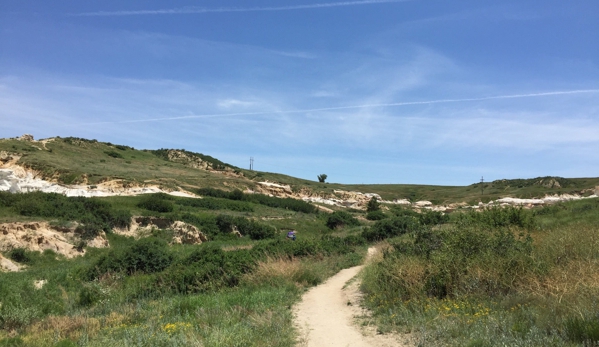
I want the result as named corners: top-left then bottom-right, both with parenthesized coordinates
top-left (317, 174), bottom-right (327, 183)
top-left (366, 197), bottom-right (380, 212)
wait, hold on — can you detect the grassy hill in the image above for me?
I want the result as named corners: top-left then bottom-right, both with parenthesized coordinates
top-left (2, 136), bottom-right (598, 205)
top-left (1, 135), bottom-right (599, 347)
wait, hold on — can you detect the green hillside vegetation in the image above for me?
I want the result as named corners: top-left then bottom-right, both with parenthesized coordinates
top-left (361, 199), bottom-right (599, 346)
top-left (1, 135), bottom-right (599, 346)
top-left (0, 189), bottom-right (367, 346)
top-left (2, 137), bottom-right (599, 204)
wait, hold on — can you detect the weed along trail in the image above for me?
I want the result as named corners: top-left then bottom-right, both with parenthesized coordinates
top-left (294, 248), bottom-right (408, 347)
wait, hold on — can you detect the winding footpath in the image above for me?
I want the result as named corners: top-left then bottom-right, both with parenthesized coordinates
top-left (293, 249), bottom-right (410, 347)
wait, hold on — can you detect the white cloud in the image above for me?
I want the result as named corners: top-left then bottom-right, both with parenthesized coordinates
top-left (72, 0), bottom-right (412, 17)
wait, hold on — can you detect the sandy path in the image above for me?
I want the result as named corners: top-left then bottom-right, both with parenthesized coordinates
top-left (293, 250), bottom-right (409, 347)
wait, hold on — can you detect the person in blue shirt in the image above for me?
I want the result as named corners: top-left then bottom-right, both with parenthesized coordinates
top-left (287, 230), bottom-right (296, 241)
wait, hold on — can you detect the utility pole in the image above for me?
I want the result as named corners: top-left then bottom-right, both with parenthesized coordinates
top-left (481, 176), bottom-right (484, 195)
top-left (250, 157), bottom-right (254, 171)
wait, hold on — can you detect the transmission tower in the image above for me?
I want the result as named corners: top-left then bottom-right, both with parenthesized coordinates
top-left (481, 176), bottom-right (484, 195)
top-left (250, 157), bottom-right (254, 171)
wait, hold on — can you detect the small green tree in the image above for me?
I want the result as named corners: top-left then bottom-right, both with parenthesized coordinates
top-left (317, 174), bottom-right (327, 183)
top-left (366, 197), bottom-right (380, 212)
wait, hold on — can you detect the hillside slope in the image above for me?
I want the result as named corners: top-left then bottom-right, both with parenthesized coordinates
top-left (1, 134), bottom-right (599, 206)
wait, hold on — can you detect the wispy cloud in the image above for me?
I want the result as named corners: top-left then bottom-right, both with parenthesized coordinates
top-left (76, 89), bottom-right (599, 125)
top-left (71, 0), bottom-right (410, 17)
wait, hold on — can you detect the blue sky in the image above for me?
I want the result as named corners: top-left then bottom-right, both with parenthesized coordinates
top-left (1, 1), bottom-right (598, 185)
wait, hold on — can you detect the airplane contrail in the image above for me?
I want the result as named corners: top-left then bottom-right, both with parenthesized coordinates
top-left (83, 89), bottom-right (599, 126)
top-left (72, 0), bottom-right (410, 16)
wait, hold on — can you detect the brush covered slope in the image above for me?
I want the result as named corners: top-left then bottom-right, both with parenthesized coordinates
top-left (1, 134), bottom-right (599, 347)
top-left (361, 200), bottom-right (599, 346)
top-left (2, 135), bottom-right (599, 206)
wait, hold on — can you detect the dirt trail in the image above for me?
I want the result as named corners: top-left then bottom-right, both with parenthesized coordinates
top-left (294, 249), bottom-right (410, 347)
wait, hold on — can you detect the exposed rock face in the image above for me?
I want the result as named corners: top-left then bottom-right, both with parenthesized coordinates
top-left (17, 134), bottom-right (34, 142)
top-left (0, 167), bottom-right (197, 198)
top-left (115, 217), bottom-right (207, 245)
top-left (0, 222), bottom-right (108, 258)
top-left (256, 181), bottom-right (294, 196)
top-left (166, 150), bottom-right (211, 170)
top-left (171, 221), bottom-right (208, 244)
top-left (414, 201), bottom-right (433, 208)
top-left (0, 151), bottom-right (20, 165)
top-left (0, 254), bottom-right (22, 272)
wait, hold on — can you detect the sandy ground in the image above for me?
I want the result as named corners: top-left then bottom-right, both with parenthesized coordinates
top-left (294, 249), bottom-right (411, 347)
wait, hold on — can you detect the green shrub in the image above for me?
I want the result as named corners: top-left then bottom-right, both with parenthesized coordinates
top-left (0, 337), bottom-right (25, 347)
top-left (364, 225), bottom-right (534, 302)
top-left (326, 211), bottom-right (360, 229)
top-left (362, 215), bottom-right (420, 241)
top-left (104, 150), bottom-right (123, 159)
top-left (157, 246), bottom-right (257, 294)
top-left (366, 210), bottom-right (387, 221)
top-left (0, 192), bottom-right (17, 207)
top-left (195, 188), bottom-right (317, 213)
top-left (564, 316), bottom-right (599, 344)
top-left (214, 214), bottom-right (276, 240)
top-left (419, 210), bottom-right (449, 226)
top-left (454, 206), bottom-right (535, 229)
top-left (366, 197), bottom-right (380, 212)
top-left (3, 192), bottom-right (130, 231)
top-left (77, 285), bottom-right (101, 307)
top-left (8, 248), bottom-right (31, 264)
top-left (177, 196), bottom-right (254, 212)
top-left (87, 237), bottom-right (173, 278)
top-left (137, 194), bottom-right (174, 213)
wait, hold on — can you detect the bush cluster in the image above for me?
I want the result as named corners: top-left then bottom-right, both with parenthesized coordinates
top-left (84, 233), bottom-right (364, 297)
top-left (104, 150), bottom-right (123, 159)
top-left (7, 248), bottom-right (31, 264)
top-left (136, 193), bottom-right (174, 213)
top-left (195, 188), bottom-right (317, 213)
top-left (366, 210), bottom-right (386, 221)
top-left (365, 224), bottom-right (534, 302)
top-left (0, 192), bottom-right (131, 238)
top-left (159, 246), bottom-right (256, 294)
top-left (453, 206), bottom-right (535, 229)
top-left (362, 215), bottom-right (421, 241)
top-left (325, 211), bottom-right (360, 229)
top-left (169, 212), bottom-right (276, 240)
top-left (86, 237), bottom-right (173, 279)
top-left (177, 196), bottom-right (254, 212)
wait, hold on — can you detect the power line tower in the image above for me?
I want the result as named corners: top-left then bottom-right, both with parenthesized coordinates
top-left (250, 157), bottom-right (254, 171)
top-left (481, 176), bottom-right (484, 195)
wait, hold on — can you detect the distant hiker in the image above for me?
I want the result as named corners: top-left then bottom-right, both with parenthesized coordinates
top-left (287, 230), bottom-right (296, 241)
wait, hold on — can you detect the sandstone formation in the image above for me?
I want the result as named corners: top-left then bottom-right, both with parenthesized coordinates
top-left (0, 222), bottom-right (108, 258)
top-left (115, 217), bottom-right (208, 245)
top-left (0, 254), bottom-right (22, 272)
top-left (0, 167), bottom-right (196, 198)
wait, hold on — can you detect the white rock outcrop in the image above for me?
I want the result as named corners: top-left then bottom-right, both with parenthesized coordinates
top-left (0, 222), bottom-right (108, 258)
top-left (0, 168), bottom-right (196, 198)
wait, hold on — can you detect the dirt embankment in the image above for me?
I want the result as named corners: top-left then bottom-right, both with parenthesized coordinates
top-left (114, 217), bottom-right (208, 244)
top-left (0, 222), bottom-right (109, 263)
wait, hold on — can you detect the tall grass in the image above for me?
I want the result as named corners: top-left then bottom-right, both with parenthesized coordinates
top-left (360, 200), bottom-right (599, 346)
